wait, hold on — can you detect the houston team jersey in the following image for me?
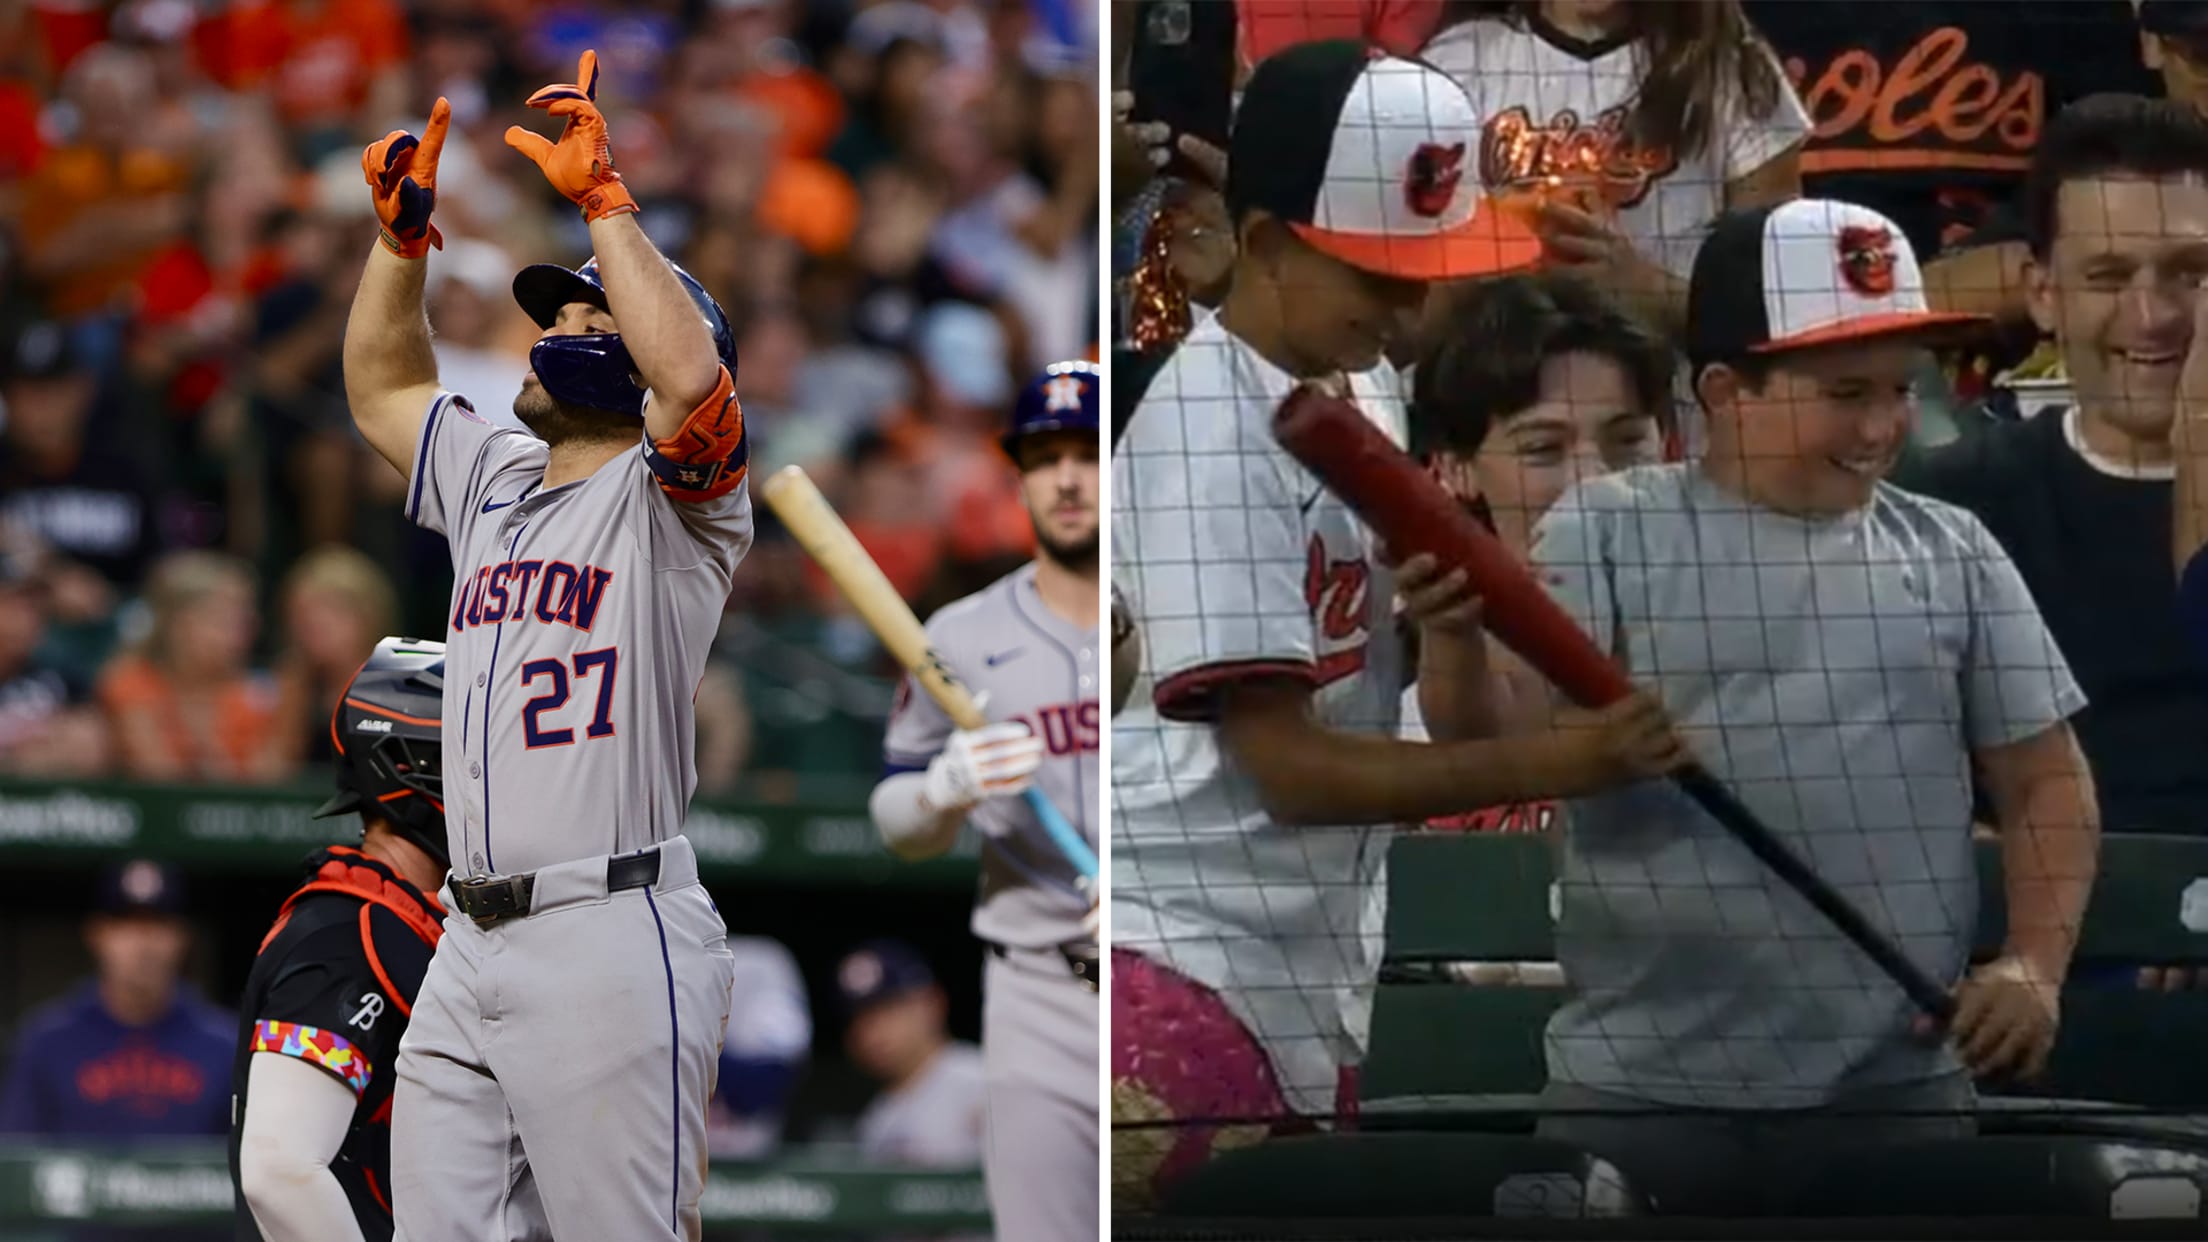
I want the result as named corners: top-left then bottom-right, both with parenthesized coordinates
top-left (407, 391), bottom-right (752, 877)
top-left (1421, 14), bottom-right (1810, 278)
top-left (883, 562), bottom-right (1100, 950)
top-left (1111, 311), bottom-right (1407, 1114)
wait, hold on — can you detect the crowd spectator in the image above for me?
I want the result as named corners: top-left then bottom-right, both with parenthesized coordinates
top-left (1424, 0), bottom-right (1809, 335)
top-left (0, 550), bottom-right (108, 777)
top-left (1898, 96), bottom-right (2208, 853)
top-left (0, 0), bottom-right (1097, 794)
top-left (1401, 272), bottom-right (1674, 837)
top-left (708, 936), bottom-right (813, 1160)
top-left (840, 940), bottom-right (988, 1168)
top-left (267, 544), bottom-right (400, 768)
top-left (94, 550), bottom-right (286, 784)
top-left (0, 860), bottom-right (236, 1139)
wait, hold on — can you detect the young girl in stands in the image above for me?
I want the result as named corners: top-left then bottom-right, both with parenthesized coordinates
top-left (1404, 272), bottom-right (1675, 833)
top-left (1421, 0), bottom-right (1809, 338)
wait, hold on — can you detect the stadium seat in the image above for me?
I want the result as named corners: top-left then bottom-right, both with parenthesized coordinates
top-left (1153, 1132), bottom-right (1650, 1220)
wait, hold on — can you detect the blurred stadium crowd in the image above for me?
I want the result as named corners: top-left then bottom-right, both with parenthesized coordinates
top-left (0, 0), bottom-right (1100, 798)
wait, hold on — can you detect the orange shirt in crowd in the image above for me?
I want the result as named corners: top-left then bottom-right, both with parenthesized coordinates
top-left (193, 0), bottom-right (408, 127)
top-left (96, 654), bottom-right (283, 783)
top-left (17, 144), bottom-right (191, 318)
top-left (1235, 0), bottom-right (1443, 74)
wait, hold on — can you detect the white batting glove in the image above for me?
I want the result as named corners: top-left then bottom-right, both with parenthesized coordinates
top-left (922, 722), bottom-right (1043, 813)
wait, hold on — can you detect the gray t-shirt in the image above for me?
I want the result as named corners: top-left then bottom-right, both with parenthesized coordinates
top-left (408, 391), bottom-right (754, 877)
top-left (882, 562), bottom-right (1100, 949)
top-left (1530, 464), bottom-right (2085, 1108)
top-left (857, 1042), bottom-right (987, 1167)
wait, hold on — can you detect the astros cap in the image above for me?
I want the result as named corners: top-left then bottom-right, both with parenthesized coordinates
top-left (1686, 199), bottom-right (1985, 368)
top-left (1226, 40), bottom-right (1542, 281)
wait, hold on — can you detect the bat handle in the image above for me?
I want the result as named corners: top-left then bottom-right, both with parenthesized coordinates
top-left (1021, 787), bottom-right (1100, 881)
top-left (1671, 766), bottom-right (1959, 1024)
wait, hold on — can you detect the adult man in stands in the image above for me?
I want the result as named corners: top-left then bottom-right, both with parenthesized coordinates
top-left (1901, 96), bottom-right (2208, 858)
top-left (0, 860), bottom-right (235, 1136)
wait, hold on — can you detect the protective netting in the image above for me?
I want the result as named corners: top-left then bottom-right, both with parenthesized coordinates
top-left (1108, 0), bottom-right (2208, 1230)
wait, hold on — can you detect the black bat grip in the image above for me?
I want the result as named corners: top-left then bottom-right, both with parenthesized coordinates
top-left (1669, 765), bottom-right (1958, 1025)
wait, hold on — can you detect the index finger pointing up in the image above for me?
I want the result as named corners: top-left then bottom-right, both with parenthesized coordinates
top-left (416, 96), bottom-right (453, 171)
top-left (576, 49), bottom-right (600, 101)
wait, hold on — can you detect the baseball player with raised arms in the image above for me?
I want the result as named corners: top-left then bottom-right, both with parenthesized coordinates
top-left (231, 638), bottom-right (450, 1242)
top-left (343, 53), bottom-right (744, 1240)
top-left (869, 361), bottom-right (1101, 1242)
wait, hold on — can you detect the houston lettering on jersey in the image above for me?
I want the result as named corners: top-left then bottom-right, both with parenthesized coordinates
top-left (1477, 105), bottom-right (1676, 209)
top-left (1303, 533), bottom-right (1370, 686)
top-left (1013, 701), bottom-right (1102, 757)
top-left (76, 1045), bottom-right (207, 1114)
top-left (1784, 27), bottom-right (2043, 175)
top-left (450, 560), bottom-right (616, 633)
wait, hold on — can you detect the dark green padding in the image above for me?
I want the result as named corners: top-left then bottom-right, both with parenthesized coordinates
top-left (1786, 1135), bottom-right (2208, 1216)
top-left (1155, 1132), bottom-right (1650, 1220)
top-left (1368, 833), bottom-right (2208, 1108)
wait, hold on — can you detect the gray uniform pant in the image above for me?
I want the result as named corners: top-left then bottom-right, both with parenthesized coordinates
top-left (391, 837), bottom-right (737, 1241)
top-left (1536, 1073), bottom-right (1976, 1216)
top-left (982, 946), bottom-right (1099, 1242)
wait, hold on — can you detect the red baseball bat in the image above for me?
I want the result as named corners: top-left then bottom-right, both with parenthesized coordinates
top-left (1272, 387), bottom-right (1955, 1023)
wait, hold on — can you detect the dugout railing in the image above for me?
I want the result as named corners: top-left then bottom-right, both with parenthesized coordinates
top-left (1120, 832), bottom-right (2208, 1238)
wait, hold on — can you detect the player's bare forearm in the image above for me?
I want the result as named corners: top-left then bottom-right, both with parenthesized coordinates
top-left (1415, 628), bottom-right (1499, 742)
top-left (1978, 722), bottom-right (2100, 983)
top-left (587, 212), bottom-right (720, 435)
top-left (342, 244), bottom-right (440, 475)
top-left (1216, 678), bottom-right (1610, 826)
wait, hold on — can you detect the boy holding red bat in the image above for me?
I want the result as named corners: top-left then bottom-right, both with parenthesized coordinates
top-left (1522, 198), bottom-right (2100, 1213)
top-left (1108, 40), bottom-right (1687, 1207)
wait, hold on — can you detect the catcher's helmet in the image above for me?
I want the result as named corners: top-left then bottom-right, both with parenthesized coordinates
top-left (511, 256), bottom-right (738, 418)
top-left (315, 637), bottom-right (448, 868)
top-left (1002, 360), bottom-right (1100, 459)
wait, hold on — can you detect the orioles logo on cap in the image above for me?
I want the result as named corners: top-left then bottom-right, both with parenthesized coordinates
top-left (1838, 225), bottom-right (1898, 297)
top-left (1403, 142), bottom-right (1466, 219)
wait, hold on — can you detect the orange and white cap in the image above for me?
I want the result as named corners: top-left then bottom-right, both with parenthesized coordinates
top-left (1225, 40), bottom-right (1542, 281)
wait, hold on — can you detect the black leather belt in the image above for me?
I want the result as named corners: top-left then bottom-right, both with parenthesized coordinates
top-left (451, 848), bottom-right (661, 923)
top-left (988, 941), bottom-right (1099, 993)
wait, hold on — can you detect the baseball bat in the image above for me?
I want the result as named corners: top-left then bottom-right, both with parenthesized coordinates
top-left (758, 466), bottom-right (1100, 883)
top-left (1271, 388), bottom-right (1955, 1023)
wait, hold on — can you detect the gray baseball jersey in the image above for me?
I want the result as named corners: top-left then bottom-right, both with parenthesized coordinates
top-left (878, 560), bottom-right (1101, 1242)
top-left (882, 561), bottom-right (1100, 949)
top-left (406, 390), bottom-right (753, 877)
top-left (391, 388), bottom-right (748, 1242)
top-left (1531, 464), bottom-right (2084, 1109)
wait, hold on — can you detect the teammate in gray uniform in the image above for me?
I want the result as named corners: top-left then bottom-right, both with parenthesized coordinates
top-left (344, 55), bottom-right (746, 1240)
top-left (870, 361), bottom-right (1101, 1242)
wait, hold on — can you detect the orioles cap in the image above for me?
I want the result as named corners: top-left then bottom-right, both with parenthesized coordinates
top-left (1686, 199), bottom-right (1986, 369)
top-left (1226, 40), bottom-right (1542, 281)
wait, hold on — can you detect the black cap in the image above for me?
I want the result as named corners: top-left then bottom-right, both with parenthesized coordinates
top-left (1686, 199), bottom-right (1985, 373)
top-left (5, 321), bottom-right (78, 384)
top-left (1226, 40), bottom-right (1540, 281)
top-left (95, 859), bottom-right (186, 918)
top-left (2141, 0), bottom-right (2208, 38)
top-left (836, 939), bottom-right (936, 1015)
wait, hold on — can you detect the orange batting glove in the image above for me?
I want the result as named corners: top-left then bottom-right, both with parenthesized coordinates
top-left (503, 49), bottom-right (638, 223)
top-left (362, 97), bottom-right (450, 259)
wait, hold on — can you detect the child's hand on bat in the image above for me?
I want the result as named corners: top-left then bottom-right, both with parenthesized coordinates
top-left (1387, 548), bottom-right (1485, 637)
top-left (1553, 691), bottom-right (1692, 790)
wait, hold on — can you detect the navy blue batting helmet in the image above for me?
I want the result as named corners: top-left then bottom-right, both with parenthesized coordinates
top-left (512, 256), bottom-right (738, 418)
top-left (1002, 360), bottom-right (1100, 459)
top-left (315, 636), bottom-right (448, 869)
